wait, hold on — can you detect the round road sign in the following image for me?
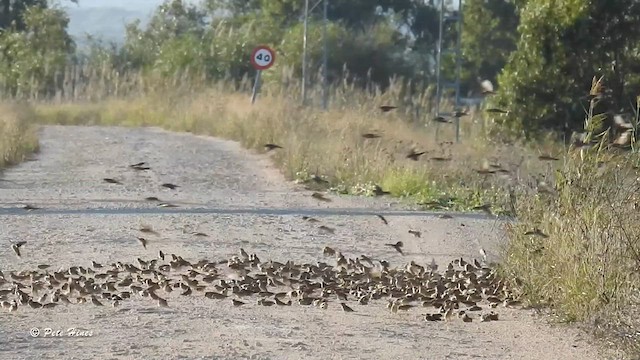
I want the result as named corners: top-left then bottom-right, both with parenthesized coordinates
top-left (251, 45), bottom-right (276, 71)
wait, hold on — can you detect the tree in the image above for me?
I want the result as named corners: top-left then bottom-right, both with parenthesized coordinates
top-left (490, 0), bottom-right (640, 138)
top-left (0, 3), bottom-right (75, 97)
top-left (460, 0), bottom-right (519, 96)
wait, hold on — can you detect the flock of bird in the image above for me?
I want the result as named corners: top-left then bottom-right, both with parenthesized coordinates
top-left (1, 156), bottom-right (525, 325)
top-left (1, 238), bottom-right (517, 324)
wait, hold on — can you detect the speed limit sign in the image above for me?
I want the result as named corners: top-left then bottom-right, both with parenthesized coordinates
top-left (251, 45), bottom-right (276, 71)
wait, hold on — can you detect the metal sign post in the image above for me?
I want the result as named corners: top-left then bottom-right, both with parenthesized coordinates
top-left (250, 45), bottom-right (276, 104)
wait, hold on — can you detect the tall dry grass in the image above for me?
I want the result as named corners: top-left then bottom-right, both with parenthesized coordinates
top-left (32, 67), bottom-right (565, 214)
top-left (0, 102), bottom-right (40, 168)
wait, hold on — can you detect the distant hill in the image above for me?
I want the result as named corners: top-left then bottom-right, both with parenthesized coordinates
top-left (63, 1), bottom-right (170, 47)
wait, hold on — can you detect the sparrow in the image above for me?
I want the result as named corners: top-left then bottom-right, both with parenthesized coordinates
top-left (311, 192), bottom-right (331, 202)
top-left (362, 133), bottom-right (382, 139)
top-left (385, 241), bottom-right (404, 255)
top-left (406, 149), bottom-right (426, 161)
top-left (485, 108), bottom-right (509, 114)
top-left (11, 241), bottom-right (26, 257)
top-left (139, 225), bottom-right (160, 236)
top-left (373, 185), bottom-right (390, 196)
top-left (340, 302), bottom-right (355, 312)
top-left (264, 143), bottom-right (283, 151)
top-left (137, 237), bottom-right (148, 249)
top-left (524, 228), bottom-right (549, 238)
top-left (433, 116), bottom-right (452, 123)
top-left (538, 154), bottom-right (560, 161)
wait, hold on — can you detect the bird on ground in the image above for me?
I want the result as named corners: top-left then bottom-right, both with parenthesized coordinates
top-left (473, 204), bottom-right (493, 216)
top-left (379, 105), bottom-right (398, 113)
top-left (264, 143), bottom-right (283, 151)
top-left (161, 183), bottom-right (179, 190)
top-left (145, 196), bottom-right (160, 202)
top-left (103, 178), bottom-right (122, 185)
top-left (385, 241), bottom-right (404, 255)
top-left (408, 230), bottom-right (421, 238)
top-left (311, 192), bottom-right (331, 202)
top-left (373, 185), bottom-right (390, 196)
top-left (11, 241), bottom-right (26, 257)
top-left (22, 204), bottom-right (40, 211)
top-left (406, 149), bottom-right (426, 161)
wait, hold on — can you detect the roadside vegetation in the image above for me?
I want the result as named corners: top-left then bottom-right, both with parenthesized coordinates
top-left (0, 0), bottom-right (638, 357)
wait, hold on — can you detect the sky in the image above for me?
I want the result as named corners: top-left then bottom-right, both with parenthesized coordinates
top-left (63, 0), bottom-right (198, 45)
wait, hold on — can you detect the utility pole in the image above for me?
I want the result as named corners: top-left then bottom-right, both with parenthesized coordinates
top-left (434, 0), bottom-right (464, 143)
top-left (301, 0), bottom-right (309, 105)
top-left (321, 0), bottom-right (329, 111)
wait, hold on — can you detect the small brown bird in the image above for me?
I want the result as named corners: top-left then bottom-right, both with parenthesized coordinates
top-left (485, 108), bottom-right (509, 114)
top-left (362, 133), bottom-right (382, 139)
top-left (302, 216), bottom-right (320, 223)
top-left (379, 105), bottom-right (398, 113)
top-left (406, 149), bottom-right (426, 161)
top-left (433, 116), bottom-right (452, 123)
top-left (373, 185), bottom-right (390, 196)
top-left (408, 230), bottom-right (421, 238)
top-left (161, 183), bottom-right (179, 190)
top-left (385, 241), bottom-right (404, 255)
top-left (157, 297), bottom-right (169, 307)
top-left (376, 214), bottom-right (388, 225)
top-left (139, 225), bottom-right (160, 236)
top-left (264, 143), bottom-right (283, 151)
top-left (453, 110), bottom-right (468, 118)
top-left (524, 228), bottom-right (549, 238)
top-left (130, 162), bottom-right (151, 170)
top-left (103, 178), bottom-right (121, 185)
top-left (318, 225), bottom-right (335, 234)
top-left (311, 192), bottom-right (331, 202)
top-left (340, 302), bottom-right (355, 312)
top-left (11, 241), bottom-right (26, 257)
top-left (232, 299), bottom-right (245, 307)
top-left (538, 154), bottom-right (560, 161)
top-left (137, 237), bottom-right (148, 249)
top-left (472, 204), bottom-right (493, 216)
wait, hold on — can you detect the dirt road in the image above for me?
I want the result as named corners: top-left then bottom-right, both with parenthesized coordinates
top-left (0, 126), bottom-right (613, 359)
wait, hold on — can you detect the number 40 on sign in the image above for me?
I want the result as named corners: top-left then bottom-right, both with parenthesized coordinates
top-left (250, 45), bottom-right (276, 104)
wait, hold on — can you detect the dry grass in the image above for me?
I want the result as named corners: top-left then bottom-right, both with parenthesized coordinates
top-left (500, 93), bottom-right (640, 357)
top-left (33, 77), bottom-right (563, 214)
top-left (0, 102), bottom-right (40, 168)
